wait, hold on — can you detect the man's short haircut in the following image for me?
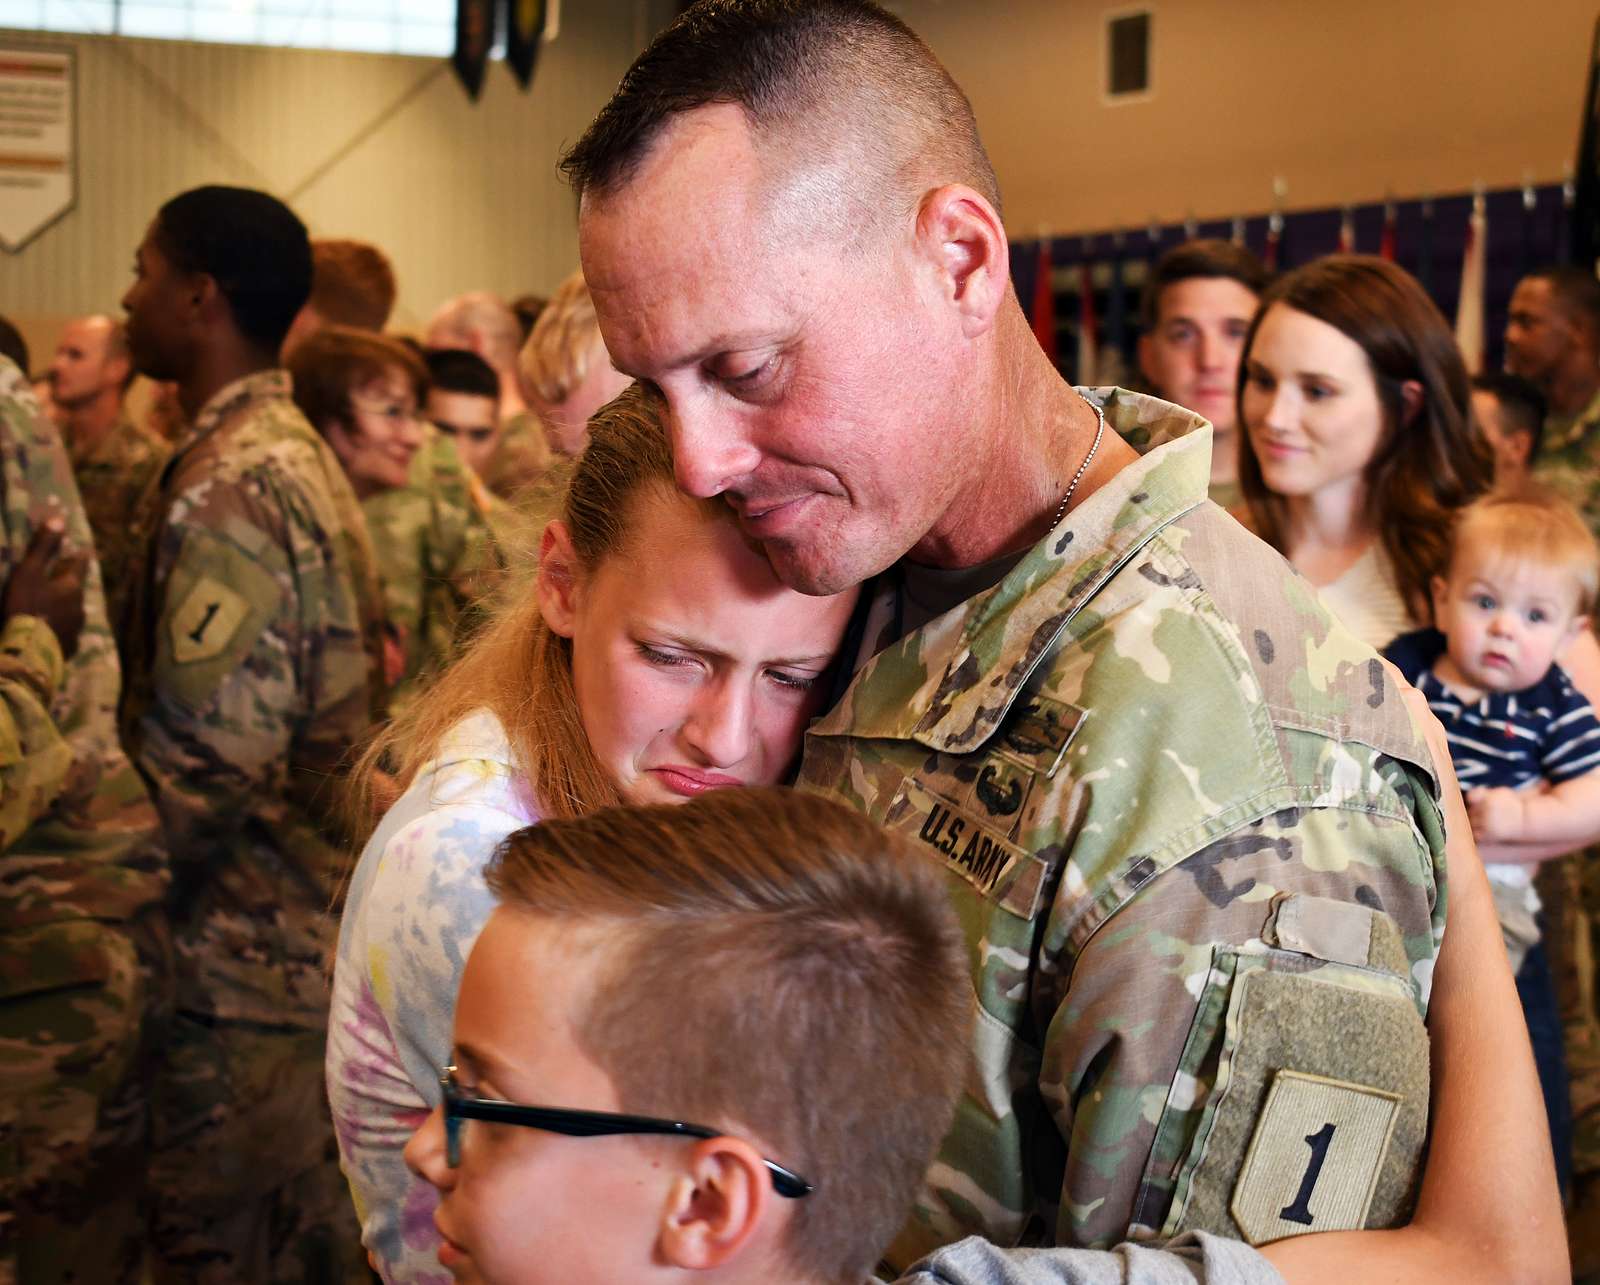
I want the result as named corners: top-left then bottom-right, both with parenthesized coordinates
top-left (1525, 264), bottom-right (1600, 339)
top-left (287, 325), bottom-right (426, 436)
top-left (1472, 371), bottom-right (1547, 461)
top-left (153, 185), bottom-right (312, 355)
top-left (486, 787), bottom-right (970, 1284)
top-left (1450, 485), bottom-right (1600, 617)
top-left (561, 0), bottom-right (1000, 238)
top-left (309, 239), bottom-right (397, 332)
top-left (425, 346), bottom-right (500, 401)
top-left (1139, 238), bottom-right (1271, 330)
top-left (518, 270), bottom-right (605, 407)
top-left (0, 315), bottom-right (29, 375)
top-left (427, 292), bottom-right (520, 371)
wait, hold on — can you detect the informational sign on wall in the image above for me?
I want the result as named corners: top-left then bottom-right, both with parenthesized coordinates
top-left (0, 47), bottom-right (75, 253)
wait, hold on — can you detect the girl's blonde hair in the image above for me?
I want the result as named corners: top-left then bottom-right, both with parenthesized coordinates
top-left (359, 381), bottom-right (710, 820)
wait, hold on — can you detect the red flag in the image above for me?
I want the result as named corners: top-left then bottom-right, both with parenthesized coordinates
top-left (1032, 241), bottom-right (1057, 364)
top-left (1455, 192), bottom-right (1488, 374)
top-left (1077, 261), bottom-right (1099, 385)
top-left (1379, 203), bottom-right (1398, 261)
top-left (1264, 211), bottom-right (1283, 270)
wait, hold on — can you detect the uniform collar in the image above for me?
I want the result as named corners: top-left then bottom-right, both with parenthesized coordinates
top-left (176, 369), bottom-right (292, 457)
top-left (813, 388), bottom-right (1212, 751)
top-left (1544, 383), bottom-right (1600, 454)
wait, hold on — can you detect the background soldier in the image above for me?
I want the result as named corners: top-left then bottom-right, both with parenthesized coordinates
top-left (0, 354), bottom-right (168, 1285)
top-left (118, 186), bottom-right (383, 1283)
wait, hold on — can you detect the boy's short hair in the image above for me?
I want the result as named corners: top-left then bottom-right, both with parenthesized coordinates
top-left (1471, 371), bottom-right (1547, 462)
top-left (309, 239), bottom-right (398, 332)
top-left (485, 787), bottom-right (970, 1283)
top-left (287, 325), bottom-right (426, 436)
top-left (425, 346), bottom-right (500, 401)
top-left (1450, 485), bottom-right (1600, 616)
top-left (1139, 238), bottom-right (1271, 330)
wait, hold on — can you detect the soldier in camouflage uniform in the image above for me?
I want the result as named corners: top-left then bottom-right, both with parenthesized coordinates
top-left (566, 3), bottom-right (1547, 1277)
top-left (0, 356), bottom-right (168, 1285)
top-left (70, 409), bottom-right (169, 638)
top-left (364, 423), bottom-right (509, 713)
top-left (118, 186), bottom-right (383, 1283)
top-left (1507, 264), bottom-right (1600, 1267)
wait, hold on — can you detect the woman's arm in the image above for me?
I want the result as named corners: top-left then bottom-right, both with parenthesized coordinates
top-left (1261, 700), bottom-right (1566, 1284)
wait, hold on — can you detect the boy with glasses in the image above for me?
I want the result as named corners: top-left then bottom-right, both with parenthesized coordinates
top-left (401, 788), bottom-right (1281, 1284)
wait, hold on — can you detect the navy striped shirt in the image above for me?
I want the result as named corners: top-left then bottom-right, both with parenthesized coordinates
top-left (1384, 628), bottom-right (1600, 789)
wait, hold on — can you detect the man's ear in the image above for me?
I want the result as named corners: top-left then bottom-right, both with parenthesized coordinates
top-left (537, 520), bottom-right (583, 639)
top-left (656, 1137), bottom-right (772, 1271)
top-left (914, 184), bottom-right (1009, 339)
top-left (1137, 332), bottom-right (1157, 388)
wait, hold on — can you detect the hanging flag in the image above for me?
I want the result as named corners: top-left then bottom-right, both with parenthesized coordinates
top-left (1337, 206), bottom-right (1355, 254)
top-left (1230, 216), bottom-right (1245, 247)
top-left (1379, 201), bottom-right (1397, 261)
top-left (504, 0), bottom-right (546, 90)
top-left (1031, 239), bottom-right (1058, 367)
top-left (1571, 14), bottom-right (1600, 268)
top-left (451, 0), bottom-right (494, 100)
top-left (1418, 197), bottom-right (1436, 295)
top-left (1077, 258), bottom-right (1099, 386)
top-left (1264, 210), bottom-right (1284, 270)
top-left (1102, 237), bottom-right (1129, 387)
top-left (1455, 191), bottom-right (1488, 374)
top-left (1520, 180), bottom-right (1540, 275)
top-left (1560, 168), bottom-right (1576, 265)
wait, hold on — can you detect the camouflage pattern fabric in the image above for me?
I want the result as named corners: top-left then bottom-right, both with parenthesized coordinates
top-left (482, 407), bottom-right (552, 502)
top-left (799, 388), bottom-right (1447, 1270)
top-left (67, 411), bottom-right (170, 642)
top-left (118, 369), bottom-right (384, 1280)
top-left (1533, 396), bottom-right (1600, 1209)
top-left (362, 424), bottom-right (508, 715)
top-left (0, 357), bottom-right (168, 1285)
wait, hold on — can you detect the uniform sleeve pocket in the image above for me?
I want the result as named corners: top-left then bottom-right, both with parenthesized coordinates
top-left (1148, 893), bottom-right (1429, 1246)
top-left (0, 921), bottom-right (115, 1002)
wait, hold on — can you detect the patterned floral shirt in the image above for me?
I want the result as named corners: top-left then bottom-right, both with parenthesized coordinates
top-left (327, 711), bottom-right (537, 1283)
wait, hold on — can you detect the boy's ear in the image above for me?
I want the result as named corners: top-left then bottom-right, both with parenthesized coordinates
top-left (536, 520), bottom-right (582, 639)
top-left (656, 1137), bottom-right (772, 1271)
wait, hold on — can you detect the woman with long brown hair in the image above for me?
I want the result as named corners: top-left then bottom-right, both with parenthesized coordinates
top-left (1236, 255), bottom-right (1494, 648)
top-left (326, 382), bottom-right (858, 1283)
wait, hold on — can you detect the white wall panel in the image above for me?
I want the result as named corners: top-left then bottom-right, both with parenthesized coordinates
top-left (0, 5), bottom-right (645, 361)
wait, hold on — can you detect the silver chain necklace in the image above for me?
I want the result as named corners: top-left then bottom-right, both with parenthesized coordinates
top-left (1050, 396), bottom-right (1106, 530)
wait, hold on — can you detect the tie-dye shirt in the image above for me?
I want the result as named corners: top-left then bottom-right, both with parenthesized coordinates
top-left (327, 710), bottom-right (538, 1283)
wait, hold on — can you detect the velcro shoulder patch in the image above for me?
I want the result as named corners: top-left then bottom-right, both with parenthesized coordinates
top-left (169, 577), bottom-right (252, 664)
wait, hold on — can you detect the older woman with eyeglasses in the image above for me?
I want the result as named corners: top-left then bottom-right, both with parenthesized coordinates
top-left (289, 327), bottom-right (509, 712)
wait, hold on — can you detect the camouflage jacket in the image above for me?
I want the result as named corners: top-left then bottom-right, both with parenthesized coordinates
top-left (483, 408), bottom-right (553, 502)
top-left (68, 411), bottom-right (170, 639)
top-left (0, 358), bottom-right (166, 932)
top-left (120, 370), bottom-right (386, 1028)
top-left (362, 425), bottom-right (508, 714)
top-left (1533, 387), bottom-right (1600, 539)
top-left (799, 389), bottom-right (1447, 1267)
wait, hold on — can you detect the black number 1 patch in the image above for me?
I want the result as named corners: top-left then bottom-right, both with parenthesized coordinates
top-left (1279, 1122), bottom-right (1337, 1225)
top-left (1230, 1070), bottom-right (1400, 1244)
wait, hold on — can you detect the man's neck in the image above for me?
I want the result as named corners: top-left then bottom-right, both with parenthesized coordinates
top-left (906, 312), bottom-right (1138, 569)
top-left (1547, 358), bottom-right (1600, 420)
top-left (1209, 424), bottom-right (1237, 487)
top-left (61, 388), bottom-right (123, 454)
top-left (178, 347), bottom-right (276, 422)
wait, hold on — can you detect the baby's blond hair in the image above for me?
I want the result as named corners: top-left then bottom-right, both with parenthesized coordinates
top-left (1449, 486), bottom-right (1600, 617)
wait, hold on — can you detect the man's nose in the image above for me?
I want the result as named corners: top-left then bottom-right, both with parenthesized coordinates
top-left (403, 1104), bottom-right (456, 1191)
top-left (668, 392), bottom-right (762, 500)
top-left (682, 675), bottom-right (754, 769)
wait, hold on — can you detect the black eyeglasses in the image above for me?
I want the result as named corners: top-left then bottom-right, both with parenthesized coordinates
top-left (438, 1066), bottom-right (814, 1198)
